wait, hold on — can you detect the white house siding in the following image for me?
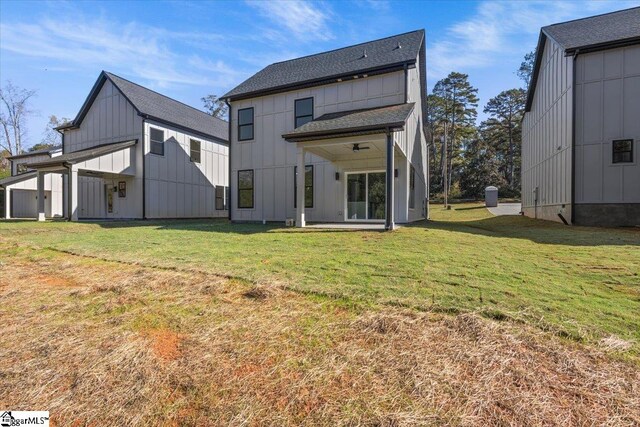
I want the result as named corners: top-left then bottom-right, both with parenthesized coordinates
top-left (574, 45), bottom-right (640, 208)
top-left (522, 37), bottom-right (573, 223)
top-left (401, 50), bottom-right (428, 221)
top-left (64, 80), bottom-right (142, 152)
top-left (11, 154), bottom-right (51, 175)
top-left (7, 154), bottom-right (64, 218)
top-left (144, 120), bottom-right (229, 219)
top-left (63, 79), bottom-right (144, 219)
top-left (230, 71), bottom-right (409, 223)
top-left (6, 174), bottom-right (63, 218)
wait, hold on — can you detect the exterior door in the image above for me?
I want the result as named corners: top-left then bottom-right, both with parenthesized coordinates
top-left (346, 171), bottom-right (386, 221)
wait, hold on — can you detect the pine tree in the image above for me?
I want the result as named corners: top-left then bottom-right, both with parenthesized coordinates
top-left (431, 72), bottom-right (479, 198)
top-left (483, 89), bottom-right (526, 193)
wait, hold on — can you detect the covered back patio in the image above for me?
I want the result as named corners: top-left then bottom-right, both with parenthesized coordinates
top-left (29, 140), bottom-right (138, 221)
top-left (282, 103), bottom-right (415, 231)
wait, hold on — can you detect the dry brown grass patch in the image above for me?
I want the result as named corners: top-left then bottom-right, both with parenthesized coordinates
top-left (1, 245), bottom-right (639, 426)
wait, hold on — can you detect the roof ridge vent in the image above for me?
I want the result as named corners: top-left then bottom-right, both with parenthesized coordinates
top-left (362, 48), bottom-right (367, 58)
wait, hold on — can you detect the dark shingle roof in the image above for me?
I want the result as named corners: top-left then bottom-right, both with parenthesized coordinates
top-left (282, 103), bottom-right (414, 141)
top-left (526, 7), bottom-right (640, 112)
top-left (59, 72), bottom-right (228, 143)
top-left (30, 140), bottom-right (137, 168)
top-left (224, 30), bottom-right (424, 100)
top-left (0, 171), bottom-right (37, 188)
top-left (7, 146), bottom-right (61, 160)
top-left (543, 7), bottom-right (640, 53)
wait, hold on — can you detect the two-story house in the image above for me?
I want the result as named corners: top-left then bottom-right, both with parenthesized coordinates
top-left (14, 71), bottom-right (229, 221)
top-left (522, 7), bottom-right (639, 226)
top-left (222, 30), bottom-right (428, 230)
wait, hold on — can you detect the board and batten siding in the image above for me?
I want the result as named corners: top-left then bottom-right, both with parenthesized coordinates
top-left (574, 45), bottom-right (640, 205)
top-left (11, 154), bottom-right (51, 175)
top-left (144, 120), bottom-right (229, 218)
top-left (230, 70), bottom-right (412, 223)
top-left (6, 175), bottom-right (63, 218)
top-left (63, 79), bottom-right (144, 219)
top-left (399, 50), bottom-right (428, 221)
top-left (522, 37), bottom-right (573, 223)
top-left (8, 153), bottom-right (64, 218)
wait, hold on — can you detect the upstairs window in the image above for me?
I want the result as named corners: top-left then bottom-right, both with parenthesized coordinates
top-left (409, 165), bottom-right (416, 209)
top-left (295, 97), bottom-right (313, 128)
top-left (150, 128), bottom-right (164, 156)
top-left (238, 108), bottom-right (254, 141)
top-left (294, 165), bottom-right (314, 208)
top-left (16, 163), bottom-right (29, 174)
top-left (190, 139), bottom-right (201, 163)
top-left (612, 139), bottom-right (633, 164)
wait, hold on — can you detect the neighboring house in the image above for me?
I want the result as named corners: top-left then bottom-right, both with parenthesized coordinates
top-left (222, 30), bottom-right (428, 229)
top-left (16, 71), bottom-right (229, 221)
top-left (0, 147), bottom-right (64, 219)
top-left (522, 7), bottom-right (640, 226)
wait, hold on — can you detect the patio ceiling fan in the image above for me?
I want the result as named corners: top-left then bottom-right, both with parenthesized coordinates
top-left (352, 143), bottom-right (370, 152)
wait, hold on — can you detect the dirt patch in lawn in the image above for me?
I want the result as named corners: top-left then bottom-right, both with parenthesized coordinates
top-left (145, 328), bottom-right (183, 363)
top-left (36, 274), bottom-right (78, 288)
top-left (0, 245), bottom-right (638, 426)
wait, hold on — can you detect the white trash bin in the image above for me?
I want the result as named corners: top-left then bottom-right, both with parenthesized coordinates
top-left (485, 186), bottom-right (498, 207)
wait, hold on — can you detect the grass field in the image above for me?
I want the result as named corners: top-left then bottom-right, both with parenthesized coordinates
top-left (1, 203), bottom-right (638, 352)
top-left (1, 204), bottom-right (639, 425)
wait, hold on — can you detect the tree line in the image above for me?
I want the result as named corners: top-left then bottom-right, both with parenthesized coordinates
top-left (428, 51), bottom-right (534, 200)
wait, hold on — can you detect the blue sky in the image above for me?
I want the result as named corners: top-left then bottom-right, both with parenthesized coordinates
top-left (1, 0), bottom-right (638, 148)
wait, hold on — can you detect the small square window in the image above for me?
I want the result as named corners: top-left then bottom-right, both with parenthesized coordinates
top-left (150, 128), bottom-right (164, 156)
top-left (190, 139), bottom-right (201, 163)
top-left (612, 139), bottom-right (633, 164)
top-left (16, 163), bottom-right (29, 174)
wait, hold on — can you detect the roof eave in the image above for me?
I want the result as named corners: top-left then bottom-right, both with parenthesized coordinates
top-left (525, 30), bottom-right (552, 113)
top-left (223, 61), bottom-right (416, 102)
top-left (29, 140), bottom-right (138, 169)
top-left (140, 114), bottom-right (229, 145)
top-left (282, 122), bottom-right (406, 142)
top-left (564, 36), bottom-right (640, 56)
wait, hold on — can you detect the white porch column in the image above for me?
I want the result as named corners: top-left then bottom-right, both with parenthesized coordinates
top-left (385, 131), bottom-right (395, 231)
top-left (4, 187), bottom-right (11, 219)
top-left (296, 145), bottom-right (306, 227)
top-left (68, 165), bottom-right (79, 221)
top-left (37, 171), bottom-right (46, 221)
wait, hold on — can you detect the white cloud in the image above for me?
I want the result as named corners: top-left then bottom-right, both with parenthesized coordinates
top-left (0, 15), bottom-right (238, 89)
top-left (428, 0), bottom-right (640, 81)
top-left (247, 0), bottom-right (334, 42)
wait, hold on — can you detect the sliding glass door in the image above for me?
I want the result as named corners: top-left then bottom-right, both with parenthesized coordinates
top-left (346, 171), bottom-right (386, 221)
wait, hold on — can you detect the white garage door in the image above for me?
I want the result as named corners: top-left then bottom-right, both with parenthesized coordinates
top-left (12, 189), bottom-right (52, 218)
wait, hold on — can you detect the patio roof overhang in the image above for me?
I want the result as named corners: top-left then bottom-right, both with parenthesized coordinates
top-left (28, 139), bottom-right (137, 172)
top-left (282, 103), bottom-right (414, 143)
top-left (0, 171), bottom-right (37, 189)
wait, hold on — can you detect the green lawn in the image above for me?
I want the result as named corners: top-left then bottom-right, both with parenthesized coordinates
top-left (1, 203), bottom-right (638, 354)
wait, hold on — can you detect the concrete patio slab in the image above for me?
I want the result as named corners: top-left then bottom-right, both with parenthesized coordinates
top-left (306, 223), bottom-right (387, 230)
